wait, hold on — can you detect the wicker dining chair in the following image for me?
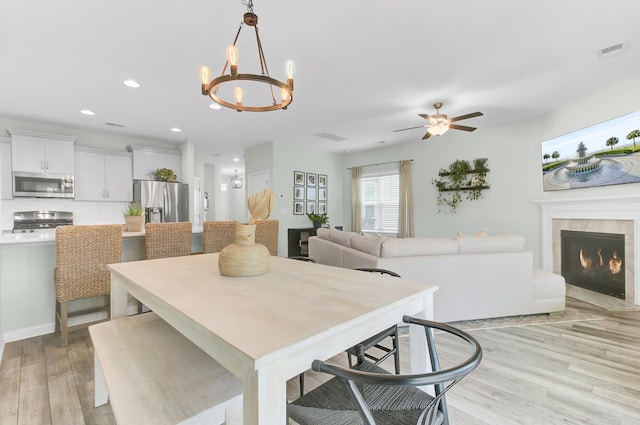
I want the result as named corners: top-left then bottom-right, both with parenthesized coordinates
top-left (255, 219), bottom-right (279, 256)
top-left (145, 222), bottom-right (193, 259)
top-left (203, 221), bottom-right (238, 254)
top-left (347, 268), bottom-right (402, 374)
top-left (288, 316), bottom-right (483, 425)
top-left (55, 224), bottom-right (123, 347)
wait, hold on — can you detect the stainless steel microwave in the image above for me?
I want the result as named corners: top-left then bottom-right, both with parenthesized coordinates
top-left (13, 171), bottom-right (74, 198)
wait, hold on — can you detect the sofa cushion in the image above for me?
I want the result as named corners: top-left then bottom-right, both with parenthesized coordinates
top-left (316, 228), bottom-right (331, 240)
top-left (457, 234), bottom-right (525, 253)
top-left (350, 235), bottom-right (386, 257)
top-left (381, 238), bottom-right (458, 258)
top-left (329, 229), bottom-right (357, 248)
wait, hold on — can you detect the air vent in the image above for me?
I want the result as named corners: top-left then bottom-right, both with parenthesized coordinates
top-left (315, 132), bottom-right (348, 142)
top-left (105, 122), bottom-right (125, 128)
top-left (597, 42), bottom-right (626, 60)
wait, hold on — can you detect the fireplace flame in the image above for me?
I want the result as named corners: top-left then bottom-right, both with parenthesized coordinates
top-left (609, 251), bottom-right (622, 275)
top-left (579, 247), bottom-right (622, 274)
top-left (579, 249), bottom-right (592, 269)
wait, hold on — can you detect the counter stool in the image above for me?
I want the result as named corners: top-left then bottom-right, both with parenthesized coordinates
top-left (255, 219), bottom-right (279, 256)
top-left (54, 224), bottom-right (123, 347)
top-left (145, 222), bottom-right (192, 259)
top-left (203, 221), bottom-right (237, 254)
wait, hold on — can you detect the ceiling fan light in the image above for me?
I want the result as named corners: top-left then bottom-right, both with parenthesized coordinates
top-left (428, 123), bottom-right (449, 136)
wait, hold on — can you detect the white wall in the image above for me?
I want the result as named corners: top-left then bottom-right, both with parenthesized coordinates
top-left (342, 73), bottom-right (640, 268)
top-left (245, 141), bottom-right (343, 256)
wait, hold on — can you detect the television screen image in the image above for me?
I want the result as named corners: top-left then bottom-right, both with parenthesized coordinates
top-left (541, 110), bottom-right (640, 191)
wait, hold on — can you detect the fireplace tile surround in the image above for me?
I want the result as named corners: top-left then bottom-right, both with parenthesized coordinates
top-left (534, 194), bottom-right (640, 305)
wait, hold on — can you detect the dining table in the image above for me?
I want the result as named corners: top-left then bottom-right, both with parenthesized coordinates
top-left (108, 253), bottom-right (439, 425)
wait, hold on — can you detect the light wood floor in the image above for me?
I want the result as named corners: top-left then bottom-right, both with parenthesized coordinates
top-left (1, 296), bottom-right (639, 425)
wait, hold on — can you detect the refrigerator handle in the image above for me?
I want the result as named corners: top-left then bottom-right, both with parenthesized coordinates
top-left (163, 185), bottom-right (168, 222)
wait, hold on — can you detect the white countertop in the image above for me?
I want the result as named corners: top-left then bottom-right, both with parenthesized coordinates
top-left (0, 224), bottom-right (202, 245)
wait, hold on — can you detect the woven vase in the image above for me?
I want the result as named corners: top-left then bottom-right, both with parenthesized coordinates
top-left (218, 224), bottom-right (270, 277)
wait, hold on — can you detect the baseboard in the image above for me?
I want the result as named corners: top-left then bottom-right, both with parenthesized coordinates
top-left (0, 336), bottom-right (5, 366)
top-left (1, 303), bottom-right (143, 345)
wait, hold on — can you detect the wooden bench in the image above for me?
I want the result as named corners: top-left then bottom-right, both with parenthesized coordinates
top-left (89, 312), bottom-right (243, 425)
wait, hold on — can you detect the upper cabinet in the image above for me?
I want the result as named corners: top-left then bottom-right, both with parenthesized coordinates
top-left (7, 128), bottom-right (76, 175)
top-left (0, 138), bottom-right (12, 199)
top-left (75, 148), bottom-right (133, 202)
top-left (127, 145), bottom-right (182, 181)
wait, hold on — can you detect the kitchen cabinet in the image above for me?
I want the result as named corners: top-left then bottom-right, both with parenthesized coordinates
top-left (1, 139), bottom-right (12, 199)
top-left (7, 128), bottom-right (76, 175)
top-left (127, 145), bottom-right (182, 181)
top-left (75, 148), bottom-right (133, 202)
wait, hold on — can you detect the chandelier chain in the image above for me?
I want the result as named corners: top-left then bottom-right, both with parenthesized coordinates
top-left (253, 26), bottom-right (278, 104)
top-left (242, 0), bottom-right (254, 13)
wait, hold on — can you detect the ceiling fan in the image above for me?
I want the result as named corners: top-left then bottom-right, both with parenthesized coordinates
top-left (394, 102), bottom-right (483, 140)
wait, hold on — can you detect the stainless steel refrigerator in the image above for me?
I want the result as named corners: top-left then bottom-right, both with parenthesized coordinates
top-left (133, 180), bottom-right (189, 223)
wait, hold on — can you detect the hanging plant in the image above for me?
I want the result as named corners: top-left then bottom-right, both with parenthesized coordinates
top-left (432, 158), bottom-right (489, 213)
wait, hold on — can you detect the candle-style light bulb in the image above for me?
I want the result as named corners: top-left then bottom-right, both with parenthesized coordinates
top-left (234, 86), bottom-right (244, 104)
top-left (226, 45), bottom-right (239, 76)
top-left (285, 60), bottom-right (294, 89)
top-left (281, 87), bottom-right (290, 102)
top-left (199, 66), bottom-right (211, 94)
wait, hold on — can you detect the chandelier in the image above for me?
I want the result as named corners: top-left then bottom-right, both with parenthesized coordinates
top-left (199, 0), bottom-right (294, 112)
top-left (231, 170), bottom-right (243, 189)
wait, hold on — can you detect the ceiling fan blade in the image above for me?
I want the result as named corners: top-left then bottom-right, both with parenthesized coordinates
top-left (449, 112), bottom-right (483, 122)
top-left (449, 123), bottom-right (477, 132)
top-left (393, 125), bottom-right (427, 132)
top-left (418, 113), bottom-right (432, 120)
top-left (422, 131), bottom-right (432, 140)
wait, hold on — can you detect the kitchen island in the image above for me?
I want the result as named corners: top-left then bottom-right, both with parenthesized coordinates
top-left (0, 227), bottom-right (204, 347)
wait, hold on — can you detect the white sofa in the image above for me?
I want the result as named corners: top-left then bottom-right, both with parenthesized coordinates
top-left (308, 228), bottom-right (566, 322)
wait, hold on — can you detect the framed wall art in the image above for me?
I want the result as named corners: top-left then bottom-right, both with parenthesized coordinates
top-left (306, 201), bottom-right (316, 214)
top-left (318, 188), bottom-right (327, 201)
top-left (318, 202), bottom-right (327, 214)
top-left (318, 174), bottom-right (327, 187)
top-left (306, 172), bottom-right (317, 186)
top-left (293, 201), bottom-right (304, 215)
top-left (293, 186), bottom-right (305, 200)
top-left (294, 171), bottom-right (305, 185)
top-left (306, 186), bottom-right (316, 201)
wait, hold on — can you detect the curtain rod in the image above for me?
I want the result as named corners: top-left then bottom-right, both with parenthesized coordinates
top-left (347, 159), bottom-right (413, 170)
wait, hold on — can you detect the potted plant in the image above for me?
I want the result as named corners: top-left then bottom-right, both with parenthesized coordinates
top-left (432, 158), bottom-right (490, 213)
top-left (123, 203), bottom-right (145, 232)
top-left (152, 168), bottom-right (178, 182)
top-left (307, 212), bottom-right (329, 229)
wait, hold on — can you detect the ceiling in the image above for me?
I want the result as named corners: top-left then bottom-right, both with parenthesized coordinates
top-left (2, 1), bottom-right (640, 174)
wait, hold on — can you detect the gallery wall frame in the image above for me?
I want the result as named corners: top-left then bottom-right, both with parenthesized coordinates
top-left (541, 110), bottom-right (640, 191)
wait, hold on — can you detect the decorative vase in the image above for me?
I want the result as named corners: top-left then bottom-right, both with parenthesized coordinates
top-left (124, 215), bottom-right (144, 232)
top-left (218, 224), bottom-right (270, 277)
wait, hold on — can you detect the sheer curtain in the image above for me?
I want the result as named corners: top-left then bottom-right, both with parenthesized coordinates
top-left (398, 160), bottom-right (414, 238)
top-left (351, 166), bottom-right (362, 233)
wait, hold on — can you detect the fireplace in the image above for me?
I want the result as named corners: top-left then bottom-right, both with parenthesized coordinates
top-left (561, 230), bottom-right (625, 299)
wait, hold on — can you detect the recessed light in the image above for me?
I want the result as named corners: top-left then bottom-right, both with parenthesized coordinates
top-left (123, 79), bottom-right (140, 88)
top-left (80, 109), bottom-right (95, 116)
top-left (233, 157), bottom-right (240, 162)
top-left (170, 127), bottom-right (182, 133)
top-left (209, 103), bottom-right (222, 110)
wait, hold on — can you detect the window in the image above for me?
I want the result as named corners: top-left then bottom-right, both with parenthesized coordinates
top-left (360, 170), bottom-right (399, 234)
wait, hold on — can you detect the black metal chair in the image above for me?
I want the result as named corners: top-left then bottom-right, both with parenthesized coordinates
top-left (288, 256), bottom-right (317, 263)
top-left (288, 316), bottom-right (482, 425)
top-left (347, 268), bottom-right (402, 374)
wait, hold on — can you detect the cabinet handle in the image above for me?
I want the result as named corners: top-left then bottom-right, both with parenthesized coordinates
top-left (45, 160), bottom-right (49, 170)
top-left (41, 160), bottom-right (44, 170)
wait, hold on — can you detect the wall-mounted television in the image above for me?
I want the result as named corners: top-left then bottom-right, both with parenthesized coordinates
top-left (541, 110), bottom-right (640, 191)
